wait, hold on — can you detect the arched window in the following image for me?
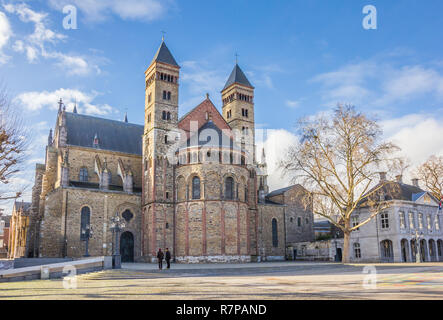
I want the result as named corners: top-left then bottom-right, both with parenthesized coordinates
top-left (225, 177), bottom-right (234, 200)
top-left (162, 111), bottom-right (167, 120)
top-left (167, 91), bottom-right (171, 100)
top-left (167, 112), bottom-right (171, 120)
top-left (192, 176), bottom-right (201, 200)
top-left (272, 218), bottom-right (278, 247)
top-left (79, 167), bottom-right (88, 182)
top-left (80, 207), bottom-right (91, 240)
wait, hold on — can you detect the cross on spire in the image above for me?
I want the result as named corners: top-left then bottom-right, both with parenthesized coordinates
top-left (58, 98), bottom-right (63, 111)
top-left (161, 30), bottom-right (166, 41)
top-left (235, 52), bottom-right (239, 64)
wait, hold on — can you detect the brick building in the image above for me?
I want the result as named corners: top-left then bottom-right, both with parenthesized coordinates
top-left (0, 214), bottom-right (11, 258)
top-left (8, 201), bottom-right (31, 258)
top-left (28, 40), bottom-right (313, 263)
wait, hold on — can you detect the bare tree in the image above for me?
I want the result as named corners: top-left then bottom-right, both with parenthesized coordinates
top-left (279, 105), bottom-right (399, 263)
top-left (0, 85), bottom-right (29, 201)
top-left (415, 155), bottom-right (443, 200)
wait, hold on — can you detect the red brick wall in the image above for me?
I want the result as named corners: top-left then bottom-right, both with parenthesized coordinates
top-left (179, 98), bottom-right (232, 139)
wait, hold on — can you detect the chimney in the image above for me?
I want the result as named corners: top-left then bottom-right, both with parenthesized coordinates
top-left (379, 172), bottom-right (387, 183)
top-left (412, 178), bottom-right (419, 187)
top-left (396, 175), bottom-right (403, 183)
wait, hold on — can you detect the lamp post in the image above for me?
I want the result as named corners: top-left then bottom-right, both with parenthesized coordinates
top-left (110, 213), bottom-right (125, 269)
top-left (81, 225), bottom-right (93, 257)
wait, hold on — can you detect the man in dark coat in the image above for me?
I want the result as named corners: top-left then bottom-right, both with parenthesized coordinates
top-left (157, 248), bottom-right (164, 270)
top-left (165, 248), bottom-right (171, 269)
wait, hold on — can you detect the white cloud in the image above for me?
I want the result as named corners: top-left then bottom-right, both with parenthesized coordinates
top-left (14, 88), bottom-right (116, 116)
top-left (382, 113), bottom-right (443, 166)
top-left (4, 3), bottom-right (101, 75)
top-left (48, 0), bottom-right (171, 22)
top-left (312, 58), bottom-right (443, 108)
top-left (257, 129), bottom-right (299, 191)
top-left (285, 100), bottom-right (300, 109)
top-left (0, 11), bottom-right (12, 64)
top-left (181, 60), bottom-right (226, 95)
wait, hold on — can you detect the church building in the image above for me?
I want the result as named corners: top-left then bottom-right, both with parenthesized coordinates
top-left (25, 40), bottom-right (314, 263)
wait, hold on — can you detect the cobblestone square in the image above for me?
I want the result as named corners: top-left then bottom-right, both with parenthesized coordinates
top-left (0, 262), bottom-right (442, 300)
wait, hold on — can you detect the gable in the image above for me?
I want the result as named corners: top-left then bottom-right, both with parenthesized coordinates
top-left (178, 98), bottom-right (232, 140)
top-left (413, 192), bottom-right (439, 206)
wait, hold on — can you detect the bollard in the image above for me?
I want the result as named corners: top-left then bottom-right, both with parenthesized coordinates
top-left (41, 266), bottom-right (50, 280)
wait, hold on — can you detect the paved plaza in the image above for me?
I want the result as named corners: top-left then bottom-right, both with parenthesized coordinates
top-left (0, 261), bottom-right (442, 300)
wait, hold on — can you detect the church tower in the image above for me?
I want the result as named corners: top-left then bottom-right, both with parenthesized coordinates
top-left (221, 63), bottom-right (256, 164)
top-left (142, 39), bottom-right (180, 261)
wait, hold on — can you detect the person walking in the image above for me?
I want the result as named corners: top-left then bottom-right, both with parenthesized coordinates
top-left (157, 248), bottom-right (164, 270)
top-left (165, 248), bottom-right (171, 269)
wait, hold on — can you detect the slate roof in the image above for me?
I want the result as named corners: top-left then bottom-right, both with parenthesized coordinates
top-left (65, 112), bottom-right (144, 155)
top-left (360, 181), bottom-right (438, 205)
top-left (14, 202), bottom-right (31, 213)
top-left (151, 41), bottom-right (179, 67)
top-left (266, 186), bottom-right (295, 198)
top-left (223, 64), bottom-right (253, 90)
top-left (182, 120), bottom-right (241, 150)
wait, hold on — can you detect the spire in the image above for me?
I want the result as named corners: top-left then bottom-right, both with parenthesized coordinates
top-left (73, 104), bottom-right (78, 114)
top-left (223, 63), bottom-right (253, 91)
top-left (151, 40), bottom-right (179, 67)
top-left (261, 147), bottom-right (266, 164)
top-left (58, 98), bottom-right (63, 112)
top-left (124, 112), bottom-right (128, 123)
top-left (48, 129), bottom-right (53, 147)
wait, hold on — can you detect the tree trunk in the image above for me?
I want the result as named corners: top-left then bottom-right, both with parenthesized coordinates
top-left (342, 231), bottom-right (351, 263)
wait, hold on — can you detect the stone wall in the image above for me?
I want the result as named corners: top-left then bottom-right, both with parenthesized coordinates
top-left (268, 185), bottom-right (315, 245)
top-left (257, 204), bottom-right (285, 260)
top-left (40, 187), bottom-right (141, 259)
top-left (67, 146), bottom-right (142, 188)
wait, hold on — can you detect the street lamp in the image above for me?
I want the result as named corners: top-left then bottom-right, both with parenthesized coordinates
top-left (81, 224), bottom-right (94, 257)
top-left (109, 213), bottom-right (125, 269)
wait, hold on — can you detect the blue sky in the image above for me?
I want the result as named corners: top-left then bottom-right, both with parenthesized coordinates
top-left (1, 0), bottom-right (443, 212)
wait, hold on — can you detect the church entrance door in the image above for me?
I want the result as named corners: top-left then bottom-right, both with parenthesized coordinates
top-left (120, 231), bottom-right (134, 263)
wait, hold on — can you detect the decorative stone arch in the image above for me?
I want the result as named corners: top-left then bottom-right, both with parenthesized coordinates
top-left (429, 239), bottom-right (437, 262)
top-left (187, 172), bottom-right (203, 200)
top-left (222, 173), bottom-right (237, 200)
top-left (380, 239), bottom-right (394, 262)
top-left (437, 239), bottom-right (443, 261)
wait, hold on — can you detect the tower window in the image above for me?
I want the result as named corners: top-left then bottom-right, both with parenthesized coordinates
top-left (167, 91), bottom-right (171, 100)
top-left (148, 113), bottom-right (151, 123)
top-left (192, 176), bottom-right (201, 200)
top-left (80, 207), bottom-right (91, 240)
top-left (272, 218), bottom-right (278, 247)
top-left (165, 135), bottom-right (168, 144)
top-left (79, 167), bottom-right (88, 182)
top-left (167, 112), bottom-right (171, 120)
top-left (148, 93), bottom-right (152, 103)
top-left (162, 111), bottom-right (167, 120)
top-left (225, 177), bottom-right (234, 200)
top-left (163, 91), bottom-right (167, 100)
